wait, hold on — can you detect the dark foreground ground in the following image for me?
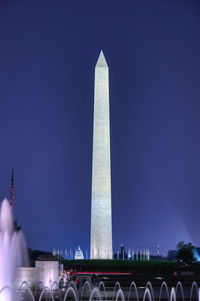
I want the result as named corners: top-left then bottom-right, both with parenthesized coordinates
top-left (61, 259), bottom-right (200, 288)
top-left (31, 260), bottom-right (200, 301)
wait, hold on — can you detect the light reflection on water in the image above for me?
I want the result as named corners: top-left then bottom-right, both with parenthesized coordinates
top-left (0, 280), bottom-right (198, 301)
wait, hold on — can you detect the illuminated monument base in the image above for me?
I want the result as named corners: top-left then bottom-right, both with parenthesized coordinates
top-left (36, 260), bottom-right (59, 287)
top-left (15, 256), bottom-right (59, 289)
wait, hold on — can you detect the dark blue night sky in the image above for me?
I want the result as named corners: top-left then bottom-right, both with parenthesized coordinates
top-left (0, 0), bottom-right (200, 256)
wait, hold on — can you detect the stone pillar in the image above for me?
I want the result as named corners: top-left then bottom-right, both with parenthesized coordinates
top-left (35, 255), bottom-right (59, 288)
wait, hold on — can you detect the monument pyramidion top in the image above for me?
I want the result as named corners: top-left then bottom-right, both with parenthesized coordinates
top-left (96, 50), bottom-right (108, 68)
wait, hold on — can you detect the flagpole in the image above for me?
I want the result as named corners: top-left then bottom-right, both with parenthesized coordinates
top-left (10, 167), bottom-right (14, 209)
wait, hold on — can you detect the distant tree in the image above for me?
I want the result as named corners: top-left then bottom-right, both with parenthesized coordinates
top-left (176, 241), bottom-right (185, 250)
top-left (185, 242), bottom-right (193, 249)
top-left (176, 241), bottom-right (195, 264)
top-left (176, 248), bottom-right (194, 264)
top-left (168, 250), bottom-right (178, 261)
top-left (176, 241), bottom-right (193, 250)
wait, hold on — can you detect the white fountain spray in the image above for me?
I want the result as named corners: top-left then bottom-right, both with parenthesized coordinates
top-left (0, 199), bottom-right (28, 301)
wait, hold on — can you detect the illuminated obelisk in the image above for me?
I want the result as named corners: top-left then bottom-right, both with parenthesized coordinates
top-left (90, 51), bottom-right (113, 259)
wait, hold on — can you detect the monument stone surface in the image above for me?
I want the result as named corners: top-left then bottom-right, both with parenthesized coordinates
top-left (15, 255), bottom-right (59, 289)
top-left (90, 51), bottom-right (113, 259)
top-left (35, 255), bottom-right (59, 288)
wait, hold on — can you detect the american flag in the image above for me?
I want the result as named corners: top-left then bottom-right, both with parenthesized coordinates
top-left (10, 168), bottom-right (14, 209)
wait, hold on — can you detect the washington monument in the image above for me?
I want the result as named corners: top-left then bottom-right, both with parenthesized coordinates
top-left (90, 51), bottom-right (113, 259)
